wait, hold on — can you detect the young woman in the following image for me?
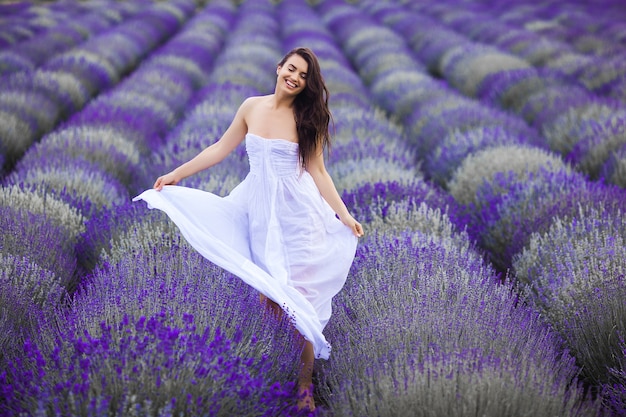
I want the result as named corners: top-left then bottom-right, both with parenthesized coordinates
top-left (133, 47), bottom-right (363, 411)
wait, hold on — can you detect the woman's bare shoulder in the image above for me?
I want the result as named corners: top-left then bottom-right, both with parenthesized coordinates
top-left (239, 95), bottom-right (273, 119)
top-left (242, 94), bottom-right (272, 107)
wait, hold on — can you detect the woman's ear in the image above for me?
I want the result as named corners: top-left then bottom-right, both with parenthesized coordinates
top-left (276, 65), bottom-right (281, 75)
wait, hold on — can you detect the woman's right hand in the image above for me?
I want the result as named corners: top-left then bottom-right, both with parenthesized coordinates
top-left (153, 172), bottom-right (179, 191)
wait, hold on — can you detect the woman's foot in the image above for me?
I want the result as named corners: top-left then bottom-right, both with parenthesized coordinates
top-left (297, 384), bottom-right (315, 412)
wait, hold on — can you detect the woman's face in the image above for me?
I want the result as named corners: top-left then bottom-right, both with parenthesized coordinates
top-left (276, 54), bottom-right (308, 95)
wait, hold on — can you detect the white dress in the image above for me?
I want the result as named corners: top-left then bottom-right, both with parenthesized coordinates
top-left (133, 133), bottom-right (358, 359)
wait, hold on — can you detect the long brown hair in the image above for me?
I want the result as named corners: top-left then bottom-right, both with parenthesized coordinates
top-left (278, 47), bottom-right (332, 168)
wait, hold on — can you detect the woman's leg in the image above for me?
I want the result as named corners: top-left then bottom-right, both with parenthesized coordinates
top-left (297, 339), bottom-right (315, 411)
top-left (260, 293), bottom-right (282, 317)
top-left (259, 294), bottom-right (316, 411)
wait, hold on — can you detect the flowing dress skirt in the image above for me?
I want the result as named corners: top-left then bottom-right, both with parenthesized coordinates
top-left (133, 133), bottom-right (357, 359)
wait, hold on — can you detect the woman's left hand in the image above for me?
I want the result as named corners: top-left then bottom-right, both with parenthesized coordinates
top-left (342, 215), bottom-right (364, 238)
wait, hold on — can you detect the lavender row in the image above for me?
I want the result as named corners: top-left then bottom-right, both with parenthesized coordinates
top-left (0, 0), bottom-right (198, 368)
top-left (0, 0), bottom-right (108, 49)
top-left (0, 3), bottom-right (238, 413)
top-left (478, 0), bottom-right (626, 57)
top-left (0, 1), bottom-right (149, 77)
top-left (0, 0), bottom-right (194, 177)
top-left (392, 1), bottom-right (626, 187)
top-left (320, 0), bottom-right (625, 413)
top-left (476, 0), bottom-right (626, 117)
top-left (371, 12), bottom-right (626, 405)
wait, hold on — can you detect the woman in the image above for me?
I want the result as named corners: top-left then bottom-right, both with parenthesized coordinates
top-left (133, 47), bottom-right (363, 411)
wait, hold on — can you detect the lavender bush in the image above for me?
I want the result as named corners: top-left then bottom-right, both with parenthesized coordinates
top-left (519, 84), bottom-right (593, 127)
top-left (320, 229), bottom-right (595, 416)
top-left (0, 252), bottom-right (67, 310)
top-left (0, 205), bottom-right (77, 283)
top-left (439, 44), bottom-right (533, 97)
top-left (13, 125), bottom-right (149, 192)
top-left (0, 310), bottom-right (305, 416)
top-left (476, 67), bottom-right (548, 111)
top-left (0, 183), bottom-right (85, 241)
top-left (0, 0), bottom-right (193, 174)
top-left (447, 144), bottom-right (569, 206)
top-left (513, 208), bottom-right (626, 396)
top-left (476, 167), bottom-right (626, 269)
top-left (425, 126), bottom-right (532, 186)
top-left (0, 1), bottom-right (144, 76)
top-left (603, 339), bottom-right (626, 415)
top-left (0, 281), bottom-right (53, 370)
top-left (601, 144), bottom-right (626, 188)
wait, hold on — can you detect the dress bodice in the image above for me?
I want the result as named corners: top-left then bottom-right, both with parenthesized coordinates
top-left (246, 133), bottom-right (301, 177)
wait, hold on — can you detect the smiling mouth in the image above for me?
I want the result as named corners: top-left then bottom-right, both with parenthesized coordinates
top-left (285, 79), bottom-right (298, 88)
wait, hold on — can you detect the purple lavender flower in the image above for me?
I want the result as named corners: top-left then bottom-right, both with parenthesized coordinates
top-left (0, 205), bottom-right (77, 283)
top-left (600, 143), bottom-right (626, 188)
top-left (6, 155), bottom-right (131, 218)
top-left (477, 67), bottom-right (546, 111)
top-left (475, 168), bottom-right (626, 269)
top-left (0, 310), bottom-right (303, 416)
top-left (565, 110), bottom-right (626, 179)
top-left (425, 126), bottom-right (534, 186)
top-left (513, 207), bottom-right (626, 398)
top-left (520, 84), bottom-right (592, 128)
top-left (321, 230), bottom-right (595, 416)
top-left (0, 280), bottom-right (56, 371)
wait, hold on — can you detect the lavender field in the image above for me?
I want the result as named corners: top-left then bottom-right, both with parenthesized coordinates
top-left (1, 0), bottom-right (625, 415)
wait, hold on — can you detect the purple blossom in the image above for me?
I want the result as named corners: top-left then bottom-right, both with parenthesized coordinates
top-left (425, 126), bottom-right (533, 186)
top-left (600, 142), bottom-right (626, 188)
top-left (0, 310), bottom-right (303, 416)
top-left (0, 206), bottom-right (77, 282)
top-left (6, 155), bottom-right (131, 218)
top-left (476, 67), bottom-right (546, 111)
top-left (408, 98), bottom-right (539, 159)
top-left (520, 84), bottom-right (593, 128)
top-left (474, 168), bottom-right (626, 269)
top-left (320, 230), bottom-right (594, 416)
top-left (566, 111), bottom-right (626, 179)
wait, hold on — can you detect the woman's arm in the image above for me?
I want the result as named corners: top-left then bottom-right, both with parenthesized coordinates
top-left (153, 98), bottom-right (252, 190)
top-left (306, 147), bottom-right (364, 237)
